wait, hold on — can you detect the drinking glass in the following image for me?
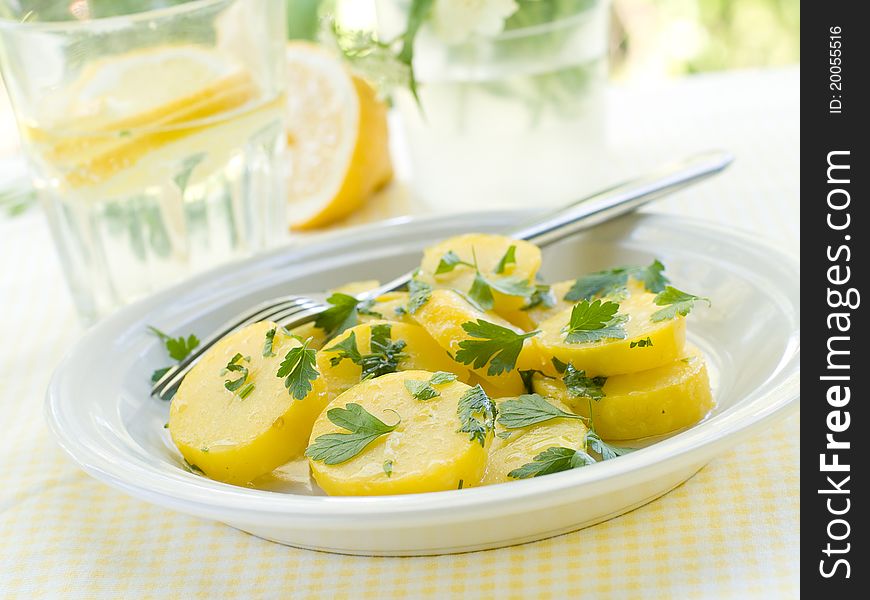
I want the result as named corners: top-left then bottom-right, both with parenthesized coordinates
top-left (0, 0), bottom-right (287, 323)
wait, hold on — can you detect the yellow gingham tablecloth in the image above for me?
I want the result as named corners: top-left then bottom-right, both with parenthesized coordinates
top-left (0, 68), bottom-right (799, 598)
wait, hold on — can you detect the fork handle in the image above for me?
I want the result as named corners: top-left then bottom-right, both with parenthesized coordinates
top-left (374, 150), bottom-right (733, 294)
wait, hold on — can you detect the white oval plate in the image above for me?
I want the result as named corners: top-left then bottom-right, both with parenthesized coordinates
top-left (46, 212), bottom-right (800, 556)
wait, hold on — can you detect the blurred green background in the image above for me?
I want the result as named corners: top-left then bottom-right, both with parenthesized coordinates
top-left (289, 0), bottom-right (799, 81)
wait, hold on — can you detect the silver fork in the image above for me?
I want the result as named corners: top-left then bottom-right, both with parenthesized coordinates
top-left (152, 150), bottom-right (733, 400)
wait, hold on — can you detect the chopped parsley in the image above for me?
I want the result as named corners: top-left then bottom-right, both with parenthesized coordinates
top-left (435, 250), bottom-right (473, 274)
top-left (305, 403), bottom-right (399, 464)
top-left (148, 326), bottom-right (201, 389)
top-left (407, 278), bottom-right (432, 314)
top-left (563, 364), bottom-right (607, 400)
top-left (630, 337), bottom-right (654, 348)
top-left (585, 430), bottom-right (634, 461)
top-left (522, 284), bottom-right (557, 311)
top-left (494, 245), bottom-right (517, 274)
top-left (326, 323), bottom-right (407, 380)
top-left (562, 299), bottom-right (628, 344)
top-left (383, 460), bottom-right (393, 477)
top-left (650, 286), bottom-right (711, 322)
top-left (454, 319), bottom-right (538, 376)
top-left (457, 385), bottom-right (497, 446)
top-left (564, 260), bottom-right (670, 301)
top-left (263, 327), bottom-right (277, 357)
top-left (403, 371), bottom-right (458, 400)
top-left (314, 292), bottom-right (362, 337)
top-left (497, 394), bottom-right (584, 429)
top-left (276, 337), bottom-right (319, 400)
top-left (508, 446), bottom-right (596, 479)
top-left (223, 353), bottom-right (250, 393)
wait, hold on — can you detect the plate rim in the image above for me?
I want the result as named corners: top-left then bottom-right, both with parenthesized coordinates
top-left (45, 211), bottom-right (801, 520)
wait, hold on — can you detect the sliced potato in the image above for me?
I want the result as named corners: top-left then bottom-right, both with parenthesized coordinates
top-left (169, 321), bottom-right (329, 485)
top-left (360, 291), bottom-right (413, 325)
top-left (527, 288), bottom-right (686, 377)
top-left (330, 279), bottom-right (381, 296)
top-left (466, 372), bottom-right (526, 400)
top-left (316, 320), bottom-right (465, 401)
top-left (482, 396), bottom-right (588, 485)
top-left (417, 233), bottom-right (542, 317)
top-left (411, 288), bottom-right (529, 395)
top-left (287, 321), bottom-right (328, 350)
top-left (308, 370), bottom-right (488, 495)
top-left (533, 346), bottom-right (713, 440)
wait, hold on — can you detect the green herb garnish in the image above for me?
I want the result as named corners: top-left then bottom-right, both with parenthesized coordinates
top-left (494, 245), bottom-right (517, 274)
top-left (407, 278), bottom-right (432, 314)
top-left (562, 300), bottom-right (627, 344)
top-left (454, 320), bottom-right (538, 376)
top-left (457, 384), bottom-right (496, 446)
top-left (630, 337), bottom-right (654, 348)
top-left (497, 394), bottom-right (584, 429)
top-left (563, 364), bottom-right (607, 400)
top-left (404, 371), bottom-right (458, 400)
top-left (435, 250), bottom-right (474, 274)
top-left (326, 324), bottom-right (407, 380)
top-left (508, 446), bottom-right (596, 479)
top-left (650, 286), bottom-right (711, 322)
top-left (263, 327), bottom-right (277, 357)
top-left (383, 459), bottom-right (393, 477)
top-left (238, 383), bottom-right (256, 400)
top-left (148, 326), bottom-right (201, 386)
top-left (585, 430), bottom-right (634, 461)
top-left (522, 284), bottom-right (557, 311)
top-left (305, 403), bottom-right (399, 464)
top-left (276, 338), bottom-right (319, 400)
top-left (223, 353), bottom-right (250, 393)
top-left (564, 260), bottom-right (670, 301)
top-left (314, 292), bottom-right (362, 337)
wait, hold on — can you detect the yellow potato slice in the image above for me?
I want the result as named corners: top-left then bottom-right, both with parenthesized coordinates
top-left (483, 396), bottom-right (588, 485)
top-left (330, 279), bottom-right (381, 296)
top-left (169, 321), bottom-right (329, 485)
top-left (359, 291), bottom-right (413, 325)
top-left (316, 320), bottom-right (464, 401)
top-left (287, 321), bottom-right (328, 350)
top-left (411, 289), bottom-right (530, 395)
top-left (527, 288), bottom-right (686, 377)
top-left (533, 346), bottom-right (714, 440)
top-left (417, 233), bottom-right (542, 317)
top-left (308, 370), bottom-right (489, 495)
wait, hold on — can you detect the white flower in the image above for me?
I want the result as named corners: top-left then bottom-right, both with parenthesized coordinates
top-left (430, 0), bottom-right (519, 44)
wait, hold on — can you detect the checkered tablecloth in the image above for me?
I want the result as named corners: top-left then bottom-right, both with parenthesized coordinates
top-left (0, 67), bottom-right (799, 598)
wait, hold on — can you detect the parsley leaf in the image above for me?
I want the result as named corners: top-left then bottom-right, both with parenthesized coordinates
top-left (356, 299), bottom-right (382, 318)
top-left (305, 403), bottom-right (399, 464)
top-left (314, 292), bottom-right (361, 337)
top-left (468, 271), bottom-right (496, 310)
top-left (276, 338), bottom-right (319, 400)
top-left (263, 328), bottom-right (277, 357)
top-left (562, 300), bottom-right (628, 344)
top-left (519, 369), bottom-right (544, 393)
top-left (636, 259), bottom-right (669, 293)
top-left (630, 337), bottom-right (654, 348)
top-left (457, 384), bottom-right (497, 446)
top-left (407, 278), bottom-right (432, 314)
top-left (165, 334), bottom-right (200, 361)
top-left (585, 430), bottom-right (634, 461)
top-left (151, 366), bottom-right (171, 384)
top-left (455, 320), bottom-right (538, 376)
top-left (522, 284), bottom-right (557, 311)
top-left (563, 364), bottom-right (607, 400)
top-left (326, 324), bottom-right (407, 380)
top-left (650, 286), bottom-right (711, 322)
top-left (497, 394), bottom-right (584, 429)
top-left (508, 446), bottom-right (596, 479)
top-left (404, 371), bottom-right (458, 400)
top-left (494, 245), bottom-right (517, 274)
top-left (223, 353), bottom-right (249, 393)
top-left (564, 260), bottom-right (671, 301)
top-left (435, 250), bottom-right (474, 274)
top-left (404, 379), bottom-right (439, 400)
top-left (148, 326), bottom-right (201, 386)
top-left (383, 459), bottom-right (393, 477)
